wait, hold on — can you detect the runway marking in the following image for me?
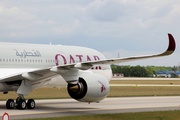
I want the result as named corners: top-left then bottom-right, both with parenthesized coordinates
top-left (110, 84), bottom-right (180, 86)
top-left (5, 105), bottom-right (178, 116)
top-left (38, 102), bottom-right (77, 106)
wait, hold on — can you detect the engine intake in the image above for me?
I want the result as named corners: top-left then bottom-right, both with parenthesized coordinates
top-left (67, 73), bottom-right (110, 102)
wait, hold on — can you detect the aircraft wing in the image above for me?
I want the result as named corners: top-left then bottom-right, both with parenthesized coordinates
top-left (0, 68), bottom-right (58, 83)
top-left (81, 33), bottom-right (175, 65)
top-left (0, 34), bottom-right (175, 83)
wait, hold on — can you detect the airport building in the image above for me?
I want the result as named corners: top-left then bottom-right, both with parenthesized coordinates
top-left (156, 71), bottom-right (180, 78)
top-left (113, 73), bottom-right (124, 77)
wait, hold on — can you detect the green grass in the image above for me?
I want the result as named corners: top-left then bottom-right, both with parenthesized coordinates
top-left (0, 87), bottom-right (70, 100)
top-left (1, 80), bottom-right (179, 100)
top-left (4, 79), bottom-right (180, 120)
top-left (23, 110), bottom-right (180, 120)
top-left (1, 85), bottom-right (180, 100)
top-left (1, 86), bottom-right (180, 100)
top-left (109, 86), bottom-right (180, 97)
top-left (110, 80), bottom-right (180, 85)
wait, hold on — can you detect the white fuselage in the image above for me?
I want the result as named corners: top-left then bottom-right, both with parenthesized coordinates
top-left (0, 42), bottom-right (112, 89)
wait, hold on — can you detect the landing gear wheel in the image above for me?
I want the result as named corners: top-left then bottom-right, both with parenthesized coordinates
top-left (17, 100), bottom-right (26, 110)
top-left (6, 99), bottom-right (15, 109)
top-left (6, 95), bottom-right (36, 110)
top-left (27, 99), bottom-right (35, 109)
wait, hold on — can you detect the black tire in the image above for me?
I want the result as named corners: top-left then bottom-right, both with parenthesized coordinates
top-left (16, 98), bottom-right (20, 109)
top-left (17, 100), bottom-right (26, 110)
top-left (27, 99), bottom-right (35, 109)
top-left (6, 99), bottom-right (15, 109)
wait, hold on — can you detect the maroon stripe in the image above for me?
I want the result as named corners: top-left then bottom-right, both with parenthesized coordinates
top-left (167, 33), bottom-right (176, 51)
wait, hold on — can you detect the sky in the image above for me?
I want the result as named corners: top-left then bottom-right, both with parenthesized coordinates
top-left (0, 0), bottom-right (180, 67)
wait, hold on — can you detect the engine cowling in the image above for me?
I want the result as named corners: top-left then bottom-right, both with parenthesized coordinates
top-left (67, 73), bottom-right (110, 102)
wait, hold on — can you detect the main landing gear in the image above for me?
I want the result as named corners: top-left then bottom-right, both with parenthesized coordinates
top-left (6, 95), bottom-right (35, 110)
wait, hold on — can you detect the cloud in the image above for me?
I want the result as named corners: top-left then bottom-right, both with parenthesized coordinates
top-left (51, 19), bottom-right (80, 35)
top-left (1, 0), bottom-right (179, 40)
top-left (0, 0), bottom-right (179, 66)
top-left (86, 0), bottom-right (178, 33)
top-left (86, 0), bottom-right (125, 21)
top-left (0, 6), bottom-right (36, 25)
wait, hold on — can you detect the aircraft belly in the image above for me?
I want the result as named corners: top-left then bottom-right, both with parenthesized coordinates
top-left (0, 82), bottom-right (13, 92)
top-left (0, 68), bottom-right (40, 79)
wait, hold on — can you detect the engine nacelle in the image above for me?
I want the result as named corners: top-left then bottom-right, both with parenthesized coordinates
top-left (67, 73), bottom-right (110, 102)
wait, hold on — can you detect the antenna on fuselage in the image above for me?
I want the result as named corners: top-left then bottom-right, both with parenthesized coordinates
top-left (117, 53), bottom-right (120, 66)
top-left (117, 53), bottom-right (120, 58)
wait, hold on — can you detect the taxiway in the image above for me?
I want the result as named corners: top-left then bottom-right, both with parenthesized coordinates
top-left (0, 96), bottom-right (180, 119)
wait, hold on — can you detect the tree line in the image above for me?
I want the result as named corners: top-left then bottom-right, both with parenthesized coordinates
top-left (111, 65), bottom-right (177, 77)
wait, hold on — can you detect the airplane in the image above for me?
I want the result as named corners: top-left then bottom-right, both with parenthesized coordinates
top-left (0, 33), bottom-right (175, 110)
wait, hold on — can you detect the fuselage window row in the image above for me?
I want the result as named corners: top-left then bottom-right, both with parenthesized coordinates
top-left (0, 59), bottom-right (102, 70)
top-left (0, 59), bottom-right (58, 63)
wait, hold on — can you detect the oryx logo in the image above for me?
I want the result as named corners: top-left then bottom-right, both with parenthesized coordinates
top-left (98, 81), bottom-right (106, 93)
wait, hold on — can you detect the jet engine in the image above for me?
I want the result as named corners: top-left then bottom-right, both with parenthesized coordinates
top-left (67, 73), bottom-right (110, 102)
